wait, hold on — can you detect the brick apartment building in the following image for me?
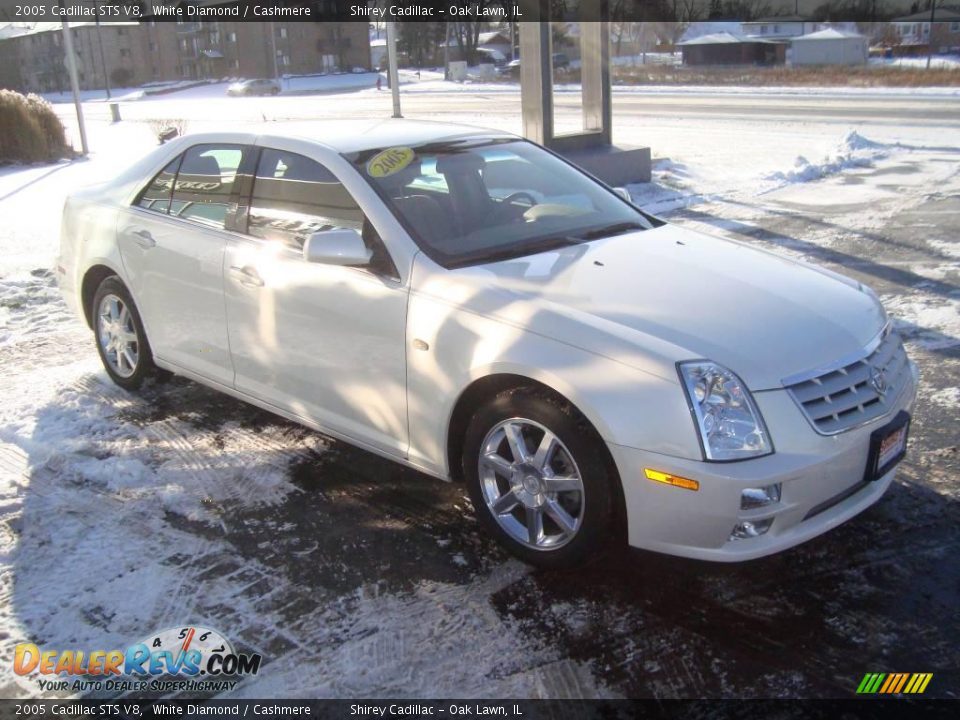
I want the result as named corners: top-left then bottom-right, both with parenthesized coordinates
top-left (0, 21), bottom-right (371, 94)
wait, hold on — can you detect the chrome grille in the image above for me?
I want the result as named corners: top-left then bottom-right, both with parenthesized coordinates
top-left (785, 329), bottom-right (909, 435)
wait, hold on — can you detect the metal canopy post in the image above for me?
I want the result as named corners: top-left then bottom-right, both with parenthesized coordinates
top-left (518, 3), bottom-right (650, 185)
top-left (579, 19), bottom-right (611, 142)
top-left (519, 18), bottom-right (552, 145)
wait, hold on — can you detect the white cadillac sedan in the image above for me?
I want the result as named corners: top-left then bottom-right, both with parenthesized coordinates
top-left (58, 121), bottom-right (917, 568)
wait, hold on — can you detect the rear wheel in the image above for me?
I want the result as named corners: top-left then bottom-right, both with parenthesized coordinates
top-left (462, 388), bottom-right (615, 568)
top-left (92, 276), bottom-right (159, 391)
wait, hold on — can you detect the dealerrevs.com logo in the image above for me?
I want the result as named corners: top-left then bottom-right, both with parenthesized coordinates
top-left (14, 626), bottom-right (262, 694)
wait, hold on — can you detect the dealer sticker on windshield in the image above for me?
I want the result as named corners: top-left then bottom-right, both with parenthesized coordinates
top-left (366, 147), bottom-right (415, 178)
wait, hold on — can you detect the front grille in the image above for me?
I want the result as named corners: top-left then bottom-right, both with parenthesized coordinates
top-left (786, 329), bottom-right (909, 435)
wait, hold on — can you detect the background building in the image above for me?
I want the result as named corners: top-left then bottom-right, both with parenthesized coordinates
top-left (0, 21), bottom-right (371, 94)
top-left (890, 9), bottom-right (960, 55)
top-left (789, 28), bottom-right (868, 66)
top-left (678, 32), bottom-right (785, 66)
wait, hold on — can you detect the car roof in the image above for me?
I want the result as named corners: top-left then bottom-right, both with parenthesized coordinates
top-left (257, 119), bottom-right (516, 154)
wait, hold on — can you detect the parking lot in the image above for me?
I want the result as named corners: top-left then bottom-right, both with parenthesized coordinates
top-left (0, 86), bottom-right (958, 698)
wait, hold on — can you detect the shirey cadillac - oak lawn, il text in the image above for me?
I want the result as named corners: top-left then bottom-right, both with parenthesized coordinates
top-left (57, 121), bottom-right (917, 568)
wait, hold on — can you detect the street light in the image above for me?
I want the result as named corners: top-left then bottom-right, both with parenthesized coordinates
top-left (59, 9), bottom-right (89, 155)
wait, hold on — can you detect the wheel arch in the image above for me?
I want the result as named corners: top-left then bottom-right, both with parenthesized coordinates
top-left (446, 372), bottom-right (628, 542)
top-left (80, 263), bottom-right (124, 329)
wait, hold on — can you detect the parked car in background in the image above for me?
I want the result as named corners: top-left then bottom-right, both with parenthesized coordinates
top-left (476, 47), bottom-right (508, 67)
top-left (499, 59), bottom-right (522, 77)
top-left (58, 121), bottom-right (916, 569)
top-left (499, 54), bottom-right (571, 78)
top-left (226, 79), bottom-right (281, 97)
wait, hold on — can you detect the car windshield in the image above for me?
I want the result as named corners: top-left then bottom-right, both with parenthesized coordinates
top-left (345, 138), bottom-right (655, 268)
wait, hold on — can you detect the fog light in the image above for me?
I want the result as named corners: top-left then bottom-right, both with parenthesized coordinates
top-left (730, 517), bottom-right (774, 540)
top-left (740, 483), bottom-right (781, 510)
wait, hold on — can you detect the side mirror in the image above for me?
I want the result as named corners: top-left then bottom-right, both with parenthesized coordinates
top-left (613, 187), bottom-right (631, 202)
top-left (303, 228), bottom-right (372, 267)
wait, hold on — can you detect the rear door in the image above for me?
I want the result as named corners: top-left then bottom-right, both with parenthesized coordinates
top-left (119, 142), bottom-right (254, 386)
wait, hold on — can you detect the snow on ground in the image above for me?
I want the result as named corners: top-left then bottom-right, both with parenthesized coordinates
top-left (1, 84), bottom-right (958, 698)
top-left (870, 54), bottom-right (960, 70)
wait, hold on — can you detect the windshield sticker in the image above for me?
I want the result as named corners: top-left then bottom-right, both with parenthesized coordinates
top-left (366, 147), bottom-right (415, 178)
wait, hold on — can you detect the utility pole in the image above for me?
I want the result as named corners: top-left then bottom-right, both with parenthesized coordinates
top-left (926, 1), bottom-right (937, 70)
top-left (269, 22), bottom-right (280, 81)
top-left (94, 0), bottom-right (111, 99)
top-left (60, 18), bottom-right (89, 155)
top-left (444, 23), bottom-right (451, 79)
top-left (386, 20), bottom-right (402, 118)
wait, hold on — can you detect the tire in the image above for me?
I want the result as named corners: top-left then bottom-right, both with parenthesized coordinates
top-left (462, 387), bottom-right (616, 569)
top-left (91, 276), bottom-right (159, 391)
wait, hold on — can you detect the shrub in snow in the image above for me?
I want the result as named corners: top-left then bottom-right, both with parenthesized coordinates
top-left (0, 90), bottom-right (69, 164)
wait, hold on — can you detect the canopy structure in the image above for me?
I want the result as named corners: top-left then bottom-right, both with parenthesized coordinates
top-left (518, 2), bottom-right (650, 185)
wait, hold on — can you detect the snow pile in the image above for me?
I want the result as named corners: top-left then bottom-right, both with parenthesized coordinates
top-left (766, 131), bottom-right (890, 185)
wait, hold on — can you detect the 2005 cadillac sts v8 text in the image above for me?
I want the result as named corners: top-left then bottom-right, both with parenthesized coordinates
top-left (57, 121), bottom-right (918, 568)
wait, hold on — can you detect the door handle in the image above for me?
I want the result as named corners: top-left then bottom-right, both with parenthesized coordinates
top-left (229, 265), bottom-right (264, 288)
top-left (130, 228), bottom-right (156, 249)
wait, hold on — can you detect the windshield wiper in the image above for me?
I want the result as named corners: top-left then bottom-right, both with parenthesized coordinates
top-left (576, 221), bottom-right (646, 241)
top-left (449, 235), bottom-right (582, 268)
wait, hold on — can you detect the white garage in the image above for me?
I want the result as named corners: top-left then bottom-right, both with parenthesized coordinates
top-left (789, 28), bottom-right (869, 66)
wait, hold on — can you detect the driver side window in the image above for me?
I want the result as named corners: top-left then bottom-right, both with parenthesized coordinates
top-left (248, 149), bottom-right (398, 279)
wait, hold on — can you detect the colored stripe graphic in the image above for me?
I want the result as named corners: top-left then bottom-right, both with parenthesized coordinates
top-left (857, 672), bottom-right (932, 694)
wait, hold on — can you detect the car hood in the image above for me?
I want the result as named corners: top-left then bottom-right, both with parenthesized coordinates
top-left (421, 224), bottom-right (885, 390)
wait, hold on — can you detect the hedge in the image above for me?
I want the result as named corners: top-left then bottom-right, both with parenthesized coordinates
top-left (0, 90), bottom-right (70, 164)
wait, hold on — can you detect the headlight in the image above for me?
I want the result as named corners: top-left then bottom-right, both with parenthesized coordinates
top-left (678, 361), bottom-right (773, 461)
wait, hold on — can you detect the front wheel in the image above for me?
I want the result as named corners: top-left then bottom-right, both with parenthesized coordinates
top-left (462, 388), bottom-right (616, 568)
top-left (92, 276), bottom-right (159, 391)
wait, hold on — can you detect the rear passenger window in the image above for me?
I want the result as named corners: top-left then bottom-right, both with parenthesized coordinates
top-left (169, 144), bottom-right (243, 229)
top-left (136, 156), bottom-right (181, 214)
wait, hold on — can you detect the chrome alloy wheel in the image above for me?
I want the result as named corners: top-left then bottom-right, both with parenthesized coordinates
top-left (97, 294), bottom-right (139, 378)
top-left (478, 418), bottom-right (585, 550)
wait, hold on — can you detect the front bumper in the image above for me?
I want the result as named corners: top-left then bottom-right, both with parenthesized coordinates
top-left (610, 361), bottom-right (918, 561)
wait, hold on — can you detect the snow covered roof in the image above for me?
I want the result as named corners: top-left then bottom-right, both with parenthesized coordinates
top-left (743, 15), bottom-right (809, 24)
top-left (793, 28), bottom-right (866, 41)
top-left (679, 32), bottom-right (772, 46)
top-left (893, 8), bottom-right (960, 22)
top-left (0, 20), bottom-right (136, 37)
top-left (0, 23), bottom-right (32, 40)
top-left (478, 31), bottom-right (510, 44)
top-left (679, 22), bottom-right (743, 43)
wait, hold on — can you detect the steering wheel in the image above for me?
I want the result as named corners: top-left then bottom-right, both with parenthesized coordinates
top-left (502, 191), bottom-right (538, 208)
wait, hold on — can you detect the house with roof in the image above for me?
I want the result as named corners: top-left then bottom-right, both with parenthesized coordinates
top-left (678, 31), bottom-right (785, 66)
top-left (789, 28), bottom-right (869, 66)
top-left (890, 8), bottom-right (960, 54)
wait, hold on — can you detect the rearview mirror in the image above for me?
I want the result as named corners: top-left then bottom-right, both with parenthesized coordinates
top-left (303, 228), bottom-right (372, 267)
top-left (613, 187), bottom-right (631, 202)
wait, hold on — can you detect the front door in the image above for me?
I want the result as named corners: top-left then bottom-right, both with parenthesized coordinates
top-left (223, 144), bottom-right (409, 456)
